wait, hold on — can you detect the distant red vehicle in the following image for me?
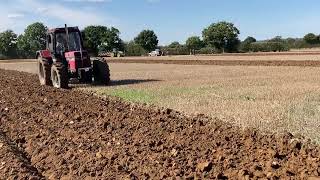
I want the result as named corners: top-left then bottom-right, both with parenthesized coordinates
top-left (36, 25), bottom-right (110, 88)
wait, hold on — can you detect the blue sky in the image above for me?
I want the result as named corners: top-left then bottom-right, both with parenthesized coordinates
top-left (0, 0), bottom-right (319, 45)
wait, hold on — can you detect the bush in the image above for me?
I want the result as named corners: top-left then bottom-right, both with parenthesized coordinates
top-left (0, 54), bottom-right (7, 60)
top-left (250, 42), bottom-right (289, 52)
top-left (124, 41), bottom-right (147, 56)
top-left (239, 36), bottom-right (257, 52)
top-left (303, 33), bottom-right (319, 44)
top-left (196, 47), bottom-right (219, 54)
top-left (286, 38), bottom-right (320, 49)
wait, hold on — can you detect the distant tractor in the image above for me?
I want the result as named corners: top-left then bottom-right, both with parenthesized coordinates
top-left (99, 49), bottom-right (124, 58)
top-left (148, 49), bottom-right (164, 56)
top-left (36, 25), bottom-right (110, 89)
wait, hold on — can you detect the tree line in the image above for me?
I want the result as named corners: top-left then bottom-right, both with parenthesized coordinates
top-left (163, 24), bottom-right (320, 55)
top-left (0, 22), bottom-right (159, 59)
top-left (1, 21), bottom-right (320, 59)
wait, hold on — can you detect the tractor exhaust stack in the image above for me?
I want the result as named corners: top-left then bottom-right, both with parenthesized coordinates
top-left (65, 24), bottom-right (70, 52)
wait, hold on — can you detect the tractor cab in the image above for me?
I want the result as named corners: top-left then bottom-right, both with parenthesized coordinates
top-left (46, 27), bottom-right (83, 56)
top-left (45, 26), bottom-right (92, 79)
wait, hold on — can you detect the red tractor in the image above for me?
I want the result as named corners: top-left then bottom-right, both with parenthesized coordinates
top-left (36, 25), bottom-right (110, 88)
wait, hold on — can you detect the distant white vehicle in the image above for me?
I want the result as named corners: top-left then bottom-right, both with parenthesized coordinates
top-left (149, 49), bottom-right (163, 56)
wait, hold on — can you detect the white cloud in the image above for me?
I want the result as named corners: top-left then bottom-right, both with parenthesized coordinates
top-left (36, 7), bottom-right (48, 13)
top-left (0, 4), bottom-right (26, 32)
top-left (39, 4), bottom-right (108, 27)
top-left (0, 0), bottom-right (119, 34)
top-left (20, 0), bottom-right (118, 28)
top-left (7, 13), bottom-right (25, 19)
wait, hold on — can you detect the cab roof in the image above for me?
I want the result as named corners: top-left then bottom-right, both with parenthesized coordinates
top-left (47, 27), bottom-right (80, 34)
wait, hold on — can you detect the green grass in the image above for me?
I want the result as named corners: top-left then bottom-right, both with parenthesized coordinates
top-left (97, 88), bottom-right (155, 103)
top-left (93, 86), bottom-right (213, 104)
top-left (156, 87), bottom-right (194, 96)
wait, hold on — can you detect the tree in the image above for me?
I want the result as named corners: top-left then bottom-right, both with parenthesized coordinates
top-left (285, 37), bottom-right (296, 48)
top-left (269, 36), bottom-right (284, 42)
top-left (240, 36), bottom-right (256, 52)
top-left (99, 27), bottom-right (123, 52)
top-left (304, 33), bottom-right (319, 44)
top-left (168, 41), bottom-right (182, 48)
top-left (82, 26), bottom-right (123, 55)
top-left (0, 30), bottom-right (17, 57)
top-left (17, 22), bottom-right (47, 58)
top-left (134, 30), bottom-right (158, 52)
top-left (202, 21), bottom-right (240, 53)
top-left (83, 26), bottom-right (107, 55)
top-left (186, 36), bottom-right (203, 54)
top-left (243, 36), bottom-right (256, 44)
top-left (268, 36), bottom-right (288, 52)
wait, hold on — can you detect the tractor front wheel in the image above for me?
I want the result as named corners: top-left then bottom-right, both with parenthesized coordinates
top-left (51, 63), bottom-right (69, 89)
top-left (38, 57), bottom-right (52, 86)
top-left (93, 59), bottom-right (110, 85)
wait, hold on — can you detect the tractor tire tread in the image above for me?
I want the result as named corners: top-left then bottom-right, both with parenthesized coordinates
top-left (52, 62), bottom-right (69, 89)
top-left (93, 58), bottom-right (110, 85)
top-left (38, 57), bottom-right (52, 86)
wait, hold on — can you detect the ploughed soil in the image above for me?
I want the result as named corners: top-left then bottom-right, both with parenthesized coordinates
top-left (0, 70), bottom-right (320, 179)
top-left (196, 52), bottom-right (320, 56)
top-left (108, 59), bottom-right (320, 67)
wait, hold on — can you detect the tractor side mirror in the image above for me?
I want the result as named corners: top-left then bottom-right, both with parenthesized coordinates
top-left (47, 35), bottom-right (52, 44)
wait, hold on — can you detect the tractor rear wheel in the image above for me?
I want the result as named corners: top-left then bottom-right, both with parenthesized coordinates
top-left (93, 58), bottom-right (110, 85)
top-left (51, 62), bottom-right (69, 89)
top-left (38, 57), bottom-right (52, 86)
top-left (79, 69), bottom-right (93, 83)
top-left (84, 70), bottom-right (93, 83)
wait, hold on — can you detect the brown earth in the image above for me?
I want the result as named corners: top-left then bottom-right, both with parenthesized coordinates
top-left (4, 52), bottom-right (320, 67)
top-left (109, 52), bottom-right (320, 62)
top-left (1, 69), bottom-right (320, 179)
top-left (108, 59), bottom-right (320, 67)
top-left (197, 51), bottom-right (320, 56)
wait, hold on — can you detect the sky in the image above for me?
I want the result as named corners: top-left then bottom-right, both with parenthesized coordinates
top-left (0, 0), bottom-right (320, 45)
